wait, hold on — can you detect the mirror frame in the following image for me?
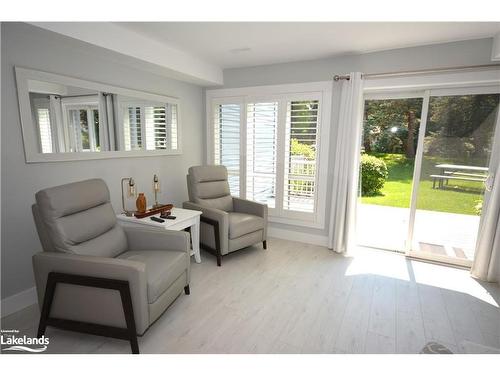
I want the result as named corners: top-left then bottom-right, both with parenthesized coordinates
top-left (15, 66), bottom-right (182, 163)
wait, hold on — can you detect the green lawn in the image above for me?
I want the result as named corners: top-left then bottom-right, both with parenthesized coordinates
top-left (360, 153), bottom-right (485, 215)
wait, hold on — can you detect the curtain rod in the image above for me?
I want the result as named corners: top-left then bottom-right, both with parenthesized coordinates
top-left (333, 63), bottom-right (500, 81)
top-left (48, 93), bottom-right (112, 99)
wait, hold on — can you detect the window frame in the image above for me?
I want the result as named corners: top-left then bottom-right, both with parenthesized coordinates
top-left (206, 82), bottom-right (332, 228)
top-left (61, 97), bottom-right (100, 153)
top-left (15, 67), bottom-right (182, 163)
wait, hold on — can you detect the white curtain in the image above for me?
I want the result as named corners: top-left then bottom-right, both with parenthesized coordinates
top-left (471, 110), bottom-right (500, 282)
top-left (98, 92), bottom-right (110, 151)
top-left (48, 95), bottom-right (64, 152)
top-left (327, 72), bottom-right (364, 253)
top-left (106, 94), bottom-right (116, 151)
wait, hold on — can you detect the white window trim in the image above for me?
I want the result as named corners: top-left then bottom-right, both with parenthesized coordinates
top-left (206, 81), bottom-right (332, 229)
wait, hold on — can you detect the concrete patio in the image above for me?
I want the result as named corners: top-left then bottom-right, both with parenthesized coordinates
top-left (356, 203), bottom-right (480, 261)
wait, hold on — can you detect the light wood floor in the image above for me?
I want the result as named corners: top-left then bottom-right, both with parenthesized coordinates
top-left (2, 238), bottom-right (500, 354)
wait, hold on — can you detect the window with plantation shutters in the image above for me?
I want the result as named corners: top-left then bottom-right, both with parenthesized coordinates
top-left (284, 100), bottom-right (319, 213)
top-left (208, 83), bottom-right (331, 227)
top-left (120, 101), bottom-right (179, 152)
top-left (214, 103), bottom-right (241, 196)
top-left (246, 102), bottom-right (278, 208)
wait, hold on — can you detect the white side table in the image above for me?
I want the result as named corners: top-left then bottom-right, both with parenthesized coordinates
top-left (117, 207), bottom-right (202, 263)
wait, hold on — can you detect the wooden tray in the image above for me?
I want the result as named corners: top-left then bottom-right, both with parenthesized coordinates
top-left (134, 204), bottom-right (173, 219)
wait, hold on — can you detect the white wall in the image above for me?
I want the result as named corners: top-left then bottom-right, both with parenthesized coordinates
top-left (215, 37), bottom-right (496, 242)
top-left (1, 23), bottom-right (204, 301)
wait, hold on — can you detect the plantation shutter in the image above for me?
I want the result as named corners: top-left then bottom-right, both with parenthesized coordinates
top-left (170, 104), bottom-right (178, 150)
top-left (145, 106), bottom-right (167, 150)
top-left (246, 102), bottom-right (279, 208)
top-left (214, 103), bottom-right (241, 196)
top-left (36, 108), bottom-right (53, 154)
top-left (283, 100), bottom-right (319, 213)
top-left (124, 106), bottom-right (142, 150)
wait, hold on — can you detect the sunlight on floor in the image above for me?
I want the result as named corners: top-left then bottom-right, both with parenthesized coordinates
top-left (347, 246), bottom-right (499, 307)
top-left (345, 246), bottom-right (411, 281)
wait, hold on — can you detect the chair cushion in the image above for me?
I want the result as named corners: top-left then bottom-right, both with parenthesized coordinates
top-left (35, 178), bottom-right (127, 257)
top-left (117, 250), bottom-right (188, 304)
top-left (197, 195), bottom-right (234, 212)
top-left (228, 212), bottom-right (265, 239)
top-left (189, 165), bottom-right (228, 183)
top-left (187, 166), bottom-right (234, 212)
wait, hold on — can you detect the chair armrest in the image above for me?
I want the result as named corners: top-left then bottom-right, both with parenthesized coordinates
top-left (121, 226), bottom-right (190, 254)
top-left (32, 251), bottom-right (149, 334)
top-left (233, 198), bottom-right (268, 240)
top-left (182, 201), bottom-right (229, 254)
top-left (233, 197), bottom-right (268, 218)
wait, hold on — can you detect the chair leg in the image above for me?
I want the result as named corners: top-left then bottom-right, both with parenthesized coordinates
top-left (37, 273), bottom-right (57, 338)
top-left (184, 285), bottom-right (190, 295)
top-left (217, 255), bottom-right (222, 267)
top-left (119, 284), bottom-right (140, 354)
top-left (263, 240), bottom-right (267, 250)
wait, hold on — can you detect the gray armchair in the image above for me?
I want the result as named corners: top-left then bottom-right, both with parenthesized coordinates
top-left (31, 178), bottom-right (190, 353)
top-left (183, 165), bottom-right (268, 266)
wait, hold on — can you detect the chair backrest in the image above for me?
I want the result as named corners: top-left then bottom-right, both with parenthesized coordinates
top-left (187, 165), bottom-right (233, 212)
top-left (33, 178), bottom-right (127, 257)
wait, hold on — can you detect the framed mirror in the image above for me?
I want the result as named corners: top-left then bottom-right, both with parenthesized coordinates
top-left (15, 67), bottom-right (181, 162)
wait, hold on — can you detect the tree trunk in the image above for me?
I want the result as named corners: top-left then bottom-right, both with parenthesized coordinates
top-left (406, 111), bottom-right (416, 158)
top-left (363, 134), bottom-right (372, 153)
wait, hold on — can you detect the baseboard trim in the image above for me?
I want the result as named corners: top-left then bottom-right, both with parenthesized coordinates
top-left (1, 287), bottom-right (37, 318)
top-left (268, 227), bottom-right (329, 247)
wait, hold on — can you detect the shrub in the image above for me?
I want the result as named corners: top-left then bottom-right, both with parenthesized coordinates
top-left (360, 154), bottom-right (388, 196)
top-left (474, 200), bottom-right (483, 215)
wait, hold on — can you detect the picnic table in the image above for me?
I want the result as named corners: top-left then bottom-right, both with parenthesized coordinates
top-left (431, 164), bottom-right (488, 189)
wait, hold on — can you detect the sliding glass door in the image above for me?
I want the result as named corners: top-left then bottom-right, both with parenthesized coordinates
top-left (408, 89), bottom-right (500, 266)
top-left (357, 85), bottom-right (500, 267)
top-left (357, 93), bottom-right (424, 251)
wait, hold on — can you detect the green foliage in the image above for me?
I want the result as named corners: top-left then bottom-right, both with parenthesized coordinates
top-left (474, 200), bottom-right (483, 215)
top-left (363, 98), bottom-right (422, 157)
top-left (290, 139), bottom-right (315, 159)
top-left (288, 139), bottom-right (316, 197)
top-left (360, 154), bottom-right (388, 196)
top-left (363, 94), bottom-right (499, 162)
top-left (361, 153), bottom-right (486, 215)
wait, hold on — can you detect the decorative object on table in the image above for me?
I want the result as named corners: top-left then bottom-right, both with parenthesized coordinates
top-left (121, 177), bottom-right (137, 216)
top-left (152, 174), bottom-right (162, 208)
top-left (160, 210), bottom-right (172, 219)
top-left (133, 203), bottom-right (173, 219)
top-left (136, 193), bottom-right (147, 214)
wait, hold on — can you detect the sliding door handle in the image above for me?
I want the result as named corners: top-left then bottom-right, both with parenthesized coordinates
top-left (484, 173), bottom-right (494, 192)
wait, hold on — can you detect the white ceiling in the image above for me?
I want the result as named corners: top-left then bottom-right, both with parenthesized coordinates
top-left (117, 22), bottom-right (500, 69)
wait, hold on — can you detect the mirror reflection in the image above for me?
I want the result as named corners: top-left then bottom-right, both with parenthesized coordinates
top-left (28, 80), bottom-right (178, 154)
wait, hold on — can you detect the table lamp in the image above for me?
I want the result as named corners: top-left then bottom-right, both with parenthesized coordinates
top-left (121, 177), bottom-right (136, 216)
top-left (153, 174), bottom-right (161, 208)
